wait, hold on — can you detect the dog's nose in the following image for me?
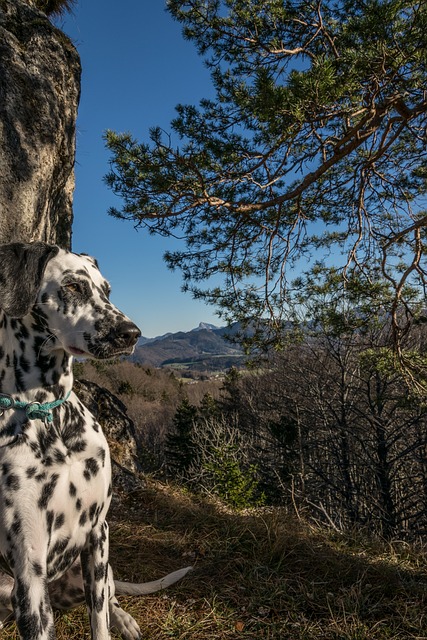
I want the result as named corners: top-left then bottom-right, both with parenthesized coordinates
top-left (114, 321), bottom-right (141, 347)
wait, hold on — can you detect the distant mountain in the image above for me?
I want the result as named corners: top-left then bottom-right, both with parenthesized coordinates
top-left (130, 323), bottom-right (245, 371)
top-left (191, 322), bottom-right (219, 332)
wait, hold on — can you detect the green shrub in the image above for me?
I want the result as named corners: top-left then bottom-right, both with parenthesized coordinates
top-left (204, 444), bottom-right (264, 509)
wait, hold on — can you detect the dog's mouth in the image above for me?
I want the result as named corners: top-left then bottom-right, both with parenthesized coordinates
top-left (67, 344), bottom-right (137, 359)
top-left (68, 346), bottom-right (87, 356)
top-left (67, 323), bottom-right (141, 360)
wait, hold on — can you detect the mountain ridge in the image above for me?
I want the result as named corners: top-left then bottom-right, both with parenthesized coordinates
top-left (130, 322), bottom-right (245, 371)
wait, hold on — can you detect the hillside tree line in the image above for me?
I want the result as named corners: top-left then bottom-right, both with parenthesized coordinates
top-left (163, 289), bottom-right (427, 539)
top-left (76, 286), bottom-right (427, 540)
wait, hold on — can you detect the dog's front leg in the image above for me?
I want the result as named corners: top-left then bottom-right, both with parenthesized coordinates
top-left (11, 569), bottom-right (55, 640)
top-left (81, 520), bottom-right (110, 640)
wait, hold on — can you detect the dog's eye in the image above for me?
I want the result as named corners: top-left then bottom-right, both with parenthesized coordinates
top-left (64, 282), bottom-right (82, 294)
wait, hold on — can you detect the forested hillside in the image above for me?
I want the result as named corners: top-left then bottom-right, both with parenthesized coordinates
top-left (76, 304), bottom-right (427, 541)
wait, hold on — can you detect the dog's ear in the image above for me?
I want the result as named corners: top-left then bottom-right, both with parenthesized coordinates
top-left (0, 242), bottom-right (60, 317)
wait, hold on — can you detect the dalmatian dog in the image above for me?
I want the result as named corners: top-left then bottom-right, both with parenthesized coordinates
top-left (0, 242), bottom-right (191, 640)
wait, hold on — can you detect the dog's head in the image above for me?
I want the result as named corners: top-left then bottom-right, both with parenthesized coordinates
top-left (0, 242), bottom-right (141, 359)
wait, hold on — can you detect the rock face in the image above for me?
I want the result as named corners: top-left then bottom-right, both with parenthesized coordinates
top-left (0, 0), bottom-right (81, 248)
top-left (74, 379), bottom-right (144, 493)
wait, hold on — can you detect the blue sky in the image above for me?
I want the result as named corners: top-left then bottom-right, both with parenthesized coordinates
top-left (60, 1), bottom-right (219, 337)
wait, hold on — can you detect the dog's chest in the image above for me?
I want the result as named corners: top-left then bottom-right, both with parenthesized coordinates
top-left (0, 402), bottom-right (112, 581)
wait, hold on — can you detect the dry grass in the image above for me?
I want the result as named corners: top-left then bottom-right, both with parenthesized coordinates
top-left (2, 480), bottom-right (427, 639)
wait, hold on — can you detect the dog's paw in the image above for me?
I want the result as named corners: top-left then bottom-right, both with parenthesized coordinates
top-left (110, 600), bottom-right (142, 640)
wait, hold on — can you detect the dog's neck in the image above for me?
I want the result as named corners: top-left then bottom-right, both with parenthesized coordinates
top-left (0, 310), bottom-right (74, 403)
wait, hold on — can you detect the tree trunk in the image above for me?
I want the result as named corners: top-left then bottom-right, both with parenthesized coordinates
top-left (0, 0), bottom-right (81, 247)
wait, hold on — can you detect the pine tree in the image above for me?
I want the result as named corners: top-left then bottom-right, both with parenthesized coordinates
top-left (165, 398), bottom-right (198, 476)
top-left (105, 0), bottom-right (427, 351)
